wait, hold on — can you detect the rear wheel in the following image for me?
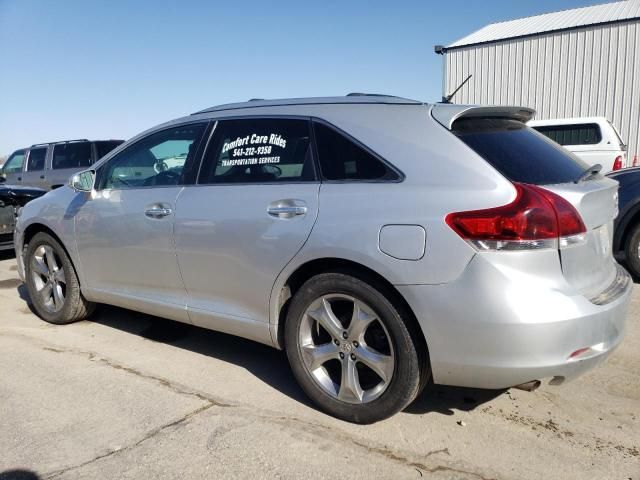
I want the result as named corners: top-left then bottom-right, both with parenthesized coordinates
top-left (25, 232), bottom-right (95, 324)
top-left (285, 273), bottom-right (425, 423)
top-left (624, 223), bottom-right (640, 279)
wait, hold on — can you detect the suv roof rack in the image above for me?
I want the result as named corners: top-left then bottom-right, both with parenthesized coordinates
top-left (30, 139), bottom-right (89, 147)
top-left (193, 95), bottom-right (422, 115)
top-left (346, 92), bottom-right (399, 97)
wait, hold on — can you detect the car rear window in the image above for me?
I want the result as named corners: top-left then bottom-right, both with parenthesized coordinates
top-left (532, 123), bottom-right (602, 146)
top-left (95, 140), bottom-right (124, 160)
top-left (52, 142), bottom-right (92, 170)
top-left (453, 118), bottom-right (589, 185)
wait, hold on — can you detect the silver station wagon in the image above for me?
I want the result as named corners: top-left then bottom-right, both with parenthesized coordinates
top-left (14, 95), bottom-right (632, 423)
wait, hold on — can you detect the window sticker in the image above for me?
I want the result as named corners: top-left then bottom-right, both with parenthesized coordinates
top-left (220, 133), bottom-right (287, 167)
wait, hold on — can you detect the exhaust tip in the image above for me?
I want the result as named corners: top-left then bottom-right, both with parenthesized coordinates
top-left (513, 380), bottom-right (541, 392)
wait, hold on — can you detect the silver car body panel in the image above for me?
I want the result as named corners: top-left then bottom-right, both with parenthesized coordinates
top-left (14, 98), bottom-right (632, 387)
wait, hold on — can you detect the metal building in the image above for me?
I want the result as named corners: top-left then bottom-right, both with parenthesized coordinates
top-left (436, 0), bottom-right (640, 163)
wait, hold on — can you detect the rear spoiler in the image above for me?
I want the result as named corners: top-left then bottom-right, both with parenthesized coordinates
top-left (431, 105), bottom-right (536, 130)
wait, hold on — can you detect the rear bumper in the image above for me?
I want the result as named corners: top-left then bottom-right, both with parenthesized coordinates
top-left (398, 255), bottom-right (632, 389)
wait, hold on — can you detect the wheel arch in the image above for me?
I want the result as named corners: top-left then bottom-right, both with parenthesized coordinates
top-left (22, 222), bottom-right (84, 287)
top-left (615, 203), bottom-right (640, 253)
top-left (271, 257), bottom-right (430, 365)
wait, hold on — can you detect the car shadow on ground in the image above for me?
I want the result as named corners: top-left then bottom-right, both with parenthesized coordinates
top-left (81, 303), bottom-right (503, 416)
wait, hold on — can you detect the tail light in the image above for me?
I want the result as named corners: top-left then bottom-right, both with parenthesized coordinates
top-left (446, 183), bottom-right (586, 251)
top-left (633, 155), bottom-right (639, 167)
top-left (612, 156), bottom-right (623, 171)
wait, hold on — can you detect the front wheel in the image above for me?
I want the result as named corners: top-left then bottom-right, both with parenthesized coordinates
top-left (285, 273), bottom-right (426, 423)
top-left (624, 223), bottom-right (640, 279)
top-left (25, 232), bottom-right (95, 324)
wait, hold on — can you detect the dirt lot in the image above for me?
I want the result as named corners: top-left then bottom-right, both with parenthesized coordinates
top-left (0, 251), bottom-right (638, 480)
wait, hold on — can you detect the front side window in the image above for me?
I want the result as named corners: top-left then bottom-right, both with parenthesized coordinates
top-left (26, 148), bottom-right (47, 171)
top-left (3, 150), bottom-right (25, 173)
top-left (532, 124), bottom-right (602, 146)
top-left (199, 118), bottom-right (315, 184)
top-left (52, 142), bottom-right (92, 170)
top-left (99, 124), bottom-right (206, 189)
top-left (313, 122), bottom-right (399, 181)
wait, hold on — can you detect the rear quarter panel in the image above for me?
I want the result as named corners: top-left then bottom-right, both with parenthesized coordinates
top-left (269, 104), bottom-right (516, 329)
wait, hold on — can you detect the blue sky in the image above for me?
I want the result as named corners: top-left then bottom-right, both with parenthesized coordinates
top-left (0, 0), bottom-right (605, 155)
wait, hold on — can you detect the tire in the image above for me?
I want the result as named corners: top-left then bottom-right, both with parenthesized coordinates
top-left (24, 232), bottom-right (95, 324)
top-left (285, 272), bottom-right (426, 424)
top-left (624, 222), bottom-right (640, 279)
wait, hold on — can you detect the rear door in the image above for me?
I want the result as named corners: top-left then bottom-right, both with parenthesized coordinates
top-left (174, 117), bottom-right (319, 331)
top-left (21, 146), bottom-right (49, 189)
top-left (450, 114), bottom-right (619, 298)
top-left (49, 141), bottom-right (93, 189)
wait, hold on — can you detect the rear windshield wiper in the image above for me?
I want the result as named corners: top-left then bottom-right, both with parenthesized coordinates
top-left (575, 163), bottom-right (602, 183)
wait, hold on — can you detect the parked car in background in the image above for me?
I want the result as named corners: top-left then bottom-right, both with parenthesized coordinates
top-left (14, 96), bottom-right (632, 423)
top-left (0, 148), bottom-right (27, 183)
top-left (0, 184), bottom-right (46, 251)
top-left (528, 117), bottom-right (627, 173)
top-left (608, 167), bottom-right (640, 279)
top-left (2, 139), bottom-right (124, 190)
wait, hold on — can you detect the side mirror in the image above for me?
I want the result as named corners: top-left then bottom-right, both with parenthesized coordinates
top-left (69, 170), bottom-right (95, 192)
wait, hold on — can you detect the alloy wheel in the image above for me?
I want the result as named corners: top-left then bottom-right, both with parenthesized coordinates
top-left (299, 294), bottom-right (395, 404)
top-left (30, 245), bottom-right (66, 313)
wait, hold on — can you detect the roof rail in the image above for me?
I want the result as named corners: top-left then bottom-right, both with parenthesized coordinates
top-left (248, 98), bottom-right (265, 101)
top-left (30, 139), bottom-right (90, 147)
top-left (346, 92), bottom-right (398, 97)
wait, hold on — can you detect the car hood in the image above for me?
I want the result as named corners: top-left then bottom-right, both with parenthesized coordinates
top-left (0, 184), bottom-right (48, 207)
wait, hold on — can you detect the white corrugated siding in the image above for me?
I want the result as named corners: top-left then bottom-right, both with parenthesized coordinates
top-left (448, 0), bottom-right (640, 48)
top-left (444, 19), bottom-right (640, 163)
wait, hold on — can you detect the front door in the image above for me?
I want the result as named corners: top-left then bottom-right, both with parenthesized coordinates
top-left (74, 123), bottom-right (208, 321)
top-left (174, 118), bottom-right (319, 332)
top-left (2, 150), bottom-right (26, 185)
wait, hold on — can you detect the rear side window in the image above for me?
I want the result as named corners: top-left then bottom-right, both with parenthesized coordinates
top-left (199, 118), bottom-right (315, 184)
top-left (532, 123), bottom-right (601, 146)
top-left (95, 140), bottom-right (124, 160)
top-left (26, 148), bottom-right (47, 171)
top-left (313, 122), bottom-right (399, 181)
top-left (52, 142), bottom-right (92, 170)
top-left (454, 118), bottom-right (589, 185)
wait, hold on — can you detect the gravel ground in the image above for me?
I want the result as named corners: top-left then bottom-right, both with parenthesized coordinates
top-left (0, 251), bottom-right (638, 480)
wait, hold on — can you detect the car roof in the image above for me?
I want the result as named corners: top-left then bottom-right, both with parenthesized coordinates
top-left (528, 117), bottom-right (609, 126)
top-left (193, 94), bottom-right (424, 114)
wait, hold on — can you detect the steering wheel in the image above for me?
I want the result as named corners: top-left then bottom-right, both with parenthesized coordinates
top-left (145, 169), bottom-right (180, 186)
top-left (261, 164), bottom-right (282, 177)
top-left (154, 161), bottom-right (169, 174)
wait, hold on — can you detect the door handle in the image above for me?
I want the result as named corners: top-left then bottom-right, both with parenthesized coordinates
top-left (267, 205), bottom-right (307, 218)
top-left (17, 177), bottom-right (21, 181)
top-left (144, 207), bottom-right (173, 218)
top-left (39, 175), bottom-right (45, 179)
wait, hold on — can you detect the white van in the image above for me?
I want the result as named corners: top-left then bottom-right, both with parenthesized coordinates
top-left (528, 117), bottom-right (627, 173)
